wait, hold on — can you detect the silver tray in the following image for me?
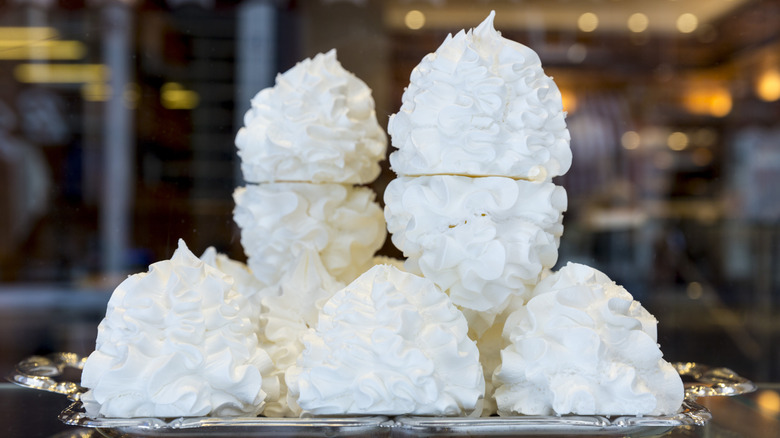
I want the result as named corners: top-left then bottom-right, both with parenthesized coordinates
top-left (8, 352), bottom-right (755, 437)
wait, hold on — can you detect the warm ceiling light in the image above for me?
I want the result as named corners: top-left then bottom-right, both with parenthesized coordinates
top-left (577, 12), bottom-right (599, 32)
top-left (676, 13), bottom-right (699, 34)
top-left (684, 88), bottom-right (732, 117)
top-left (621, 131), bottom-right (641, 150)
top-left (667, 131), bottom-right (689, 151)
top-left (709, 91), bottom-right (732, 117)
top-left (14, 63), bottom-right (109, 83)
top-left (82, 82), bottom-right (112, 102)
top-left (161, 82), bottom-right (199, 110)
top-left (0, 26), bottom-right (58, 40)
top-left (0, 40), bottom-right (85, 60)
top-left (756, 390), bottom-right (780, 416)
top-left (559, 88), bottom-right (577, 113)
top-left (627, 13), bottom-right (649, 33)
top-left (404, 10), bottom-right (426, 30)
top-left (756, 69), bottom-right (780, 102)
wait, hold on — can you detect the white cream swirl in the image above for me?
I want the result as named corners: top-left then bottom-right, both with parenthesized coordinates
top-left (254, 249), bottom-right (345, 417)
top-left (233, 183), bottom-right (386, 287)
top-left (493, 262), bottom-right (684, 416)
top-left (384, 175), bottom-right (562, 331)
top-left (236, 49), bottom-right (386, 184)
top-left (285, 264), bottom-right (484, 416)
top-left (80, 239), bottom-right (277, 418)
top-left (200, 247), bottom-right (267, 332)
top-left (388, 11), bottom-right (570, 181)
top-left (385, 175), bottom-right (566, 246)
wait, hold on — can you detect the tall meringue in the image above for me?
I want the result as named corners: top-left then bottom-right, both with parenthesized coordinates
top-left (236, 49), bottom-right (387, 184)
top-left (388, 11), bottom-right (571, 181)
top-left (80, 239), bottom-right (277, 418)
top-left (286, 264), bottom-right (484, 416)
top-left (384, 11), bottom-right (569, 337)
top-left (493, 262), bottom-right (684, 416)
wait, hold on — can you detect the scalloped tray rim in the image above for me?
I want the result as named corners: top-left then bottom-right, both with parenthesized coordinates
top-left (9, 353), bottom-right (759, 436)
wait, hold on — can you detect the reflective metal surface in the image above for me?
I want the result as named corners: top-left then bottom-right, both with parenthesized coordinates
top-left (9, 353), bottom-right (765, 437)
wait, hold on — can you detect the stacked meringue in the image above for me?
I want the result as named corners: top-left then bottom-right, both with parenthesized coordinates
top-left (384, 11), bottom-right (569, 410)
top-left (232, 49), bottom-right (388, 416)
top-left (233, 48), bottom-right (387, 290)
top-left (384, 11), bottom-right (570, 337)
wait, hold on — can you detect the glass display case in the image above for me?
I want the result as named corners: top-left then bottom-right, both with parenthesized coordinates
top-left (1, 0), bottom-right (778, 435)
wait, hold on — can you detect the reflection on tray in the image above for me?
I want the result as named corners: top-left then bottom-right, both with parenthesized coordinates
top-left (7, 353), bottom-right (758, 437)
top-left (673, 362), bottom-right (758, 397)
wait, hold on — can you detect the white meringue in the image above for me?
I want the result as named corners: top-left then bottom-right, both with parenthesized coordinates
top-left (384, 175), bottom-right (563, 332)
top-left (81, 239), bottom-right (277, 418)
top-left (388, 11), bottom-right (570, 181)
top-left (236, 49), bottom-right (386, 184)
top-left (233, 182), bottom-right (386, 287)
top-left (285, 264), bottom-right (484, 416)
top-left (493, 262), bottom-right (685, 416)
top-left (200, 246), bottom-right (267, 332)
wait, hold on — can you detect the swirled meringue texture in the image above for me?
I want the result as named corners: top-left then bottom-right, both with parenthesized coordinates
top-left (80, 239), bottom-right (277, 418)
top-left (286, 264), bottom-right (485, 416)
top-left (493, 262), bottom-right (684, 416)
top-left (233, 182), bottom-right (386, 287)
top-left (388, 11), bottom-right (571, 181)
top-left (384, 175), bottom-right (564, 333)
top-left (256, 249), bottom-right (345, 417)
top-left (200, 246), bottom-right (266, 332)
top-left (236, 49), bottom-right (386, 184)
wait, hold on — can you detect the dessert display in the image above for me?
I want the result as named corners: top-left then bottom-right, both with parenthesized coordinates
top-left (68, 9), bottom-right (697, 429)
top-left (493, 263), bottom-right (685, 416)
top-left (286, 264), bottom-right (484, 416)
top-left (80, 239), bottom-right (278, 418)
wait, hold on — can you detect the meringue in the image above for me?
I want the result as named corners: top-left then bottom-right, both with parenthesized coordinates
top-left (200, 246), bottom-right (266, 331)
top-left (81, 239), bottom-right (277, 418)
top-left (384, 175), bottom-right (563, 331)
top-left (286, 264), bottom-right (484, 416)
top-left (236, 49), bottom-right (386, 184)
top-left (493, 262), bottom-right (684, 416)
top-left (388, 11), bottom-right (570, 181)
top-left (233, 182), bottom-right (386, 286)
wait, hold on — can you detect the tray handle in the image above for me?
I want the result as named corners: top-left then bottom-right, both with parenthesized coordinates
top-left (672, 362), bottom-right (757, 398)
top-left (7, 352), bottom-right (87, 401)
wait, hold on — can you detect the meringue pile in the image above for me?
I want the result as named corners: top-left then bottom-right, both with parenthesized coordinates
top-left (80, 11), bottom-right (684, 421)
top-left (233, 48), bottom-right (387, 289)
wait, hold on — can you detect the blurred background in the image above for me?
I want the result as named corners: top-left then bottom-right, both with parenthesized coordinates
top-left (0, 0), bottom-right (778, 385)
